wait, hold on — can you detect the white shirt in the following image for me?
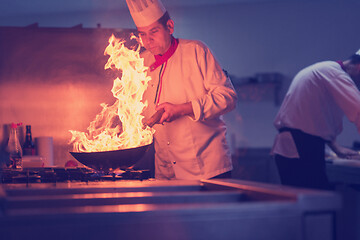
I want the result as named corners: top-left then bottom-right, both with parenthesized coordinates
top-left (272, 61), bottom-right (360, 158)
top-left (141, 39), bottom-right (237, 180)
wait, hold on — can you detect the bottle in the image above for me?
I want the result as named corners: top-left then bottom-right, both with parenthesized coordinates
top-left (6, 123), bottom-right (23, 170)
top-left (23, 125), bottom-right (35, 155)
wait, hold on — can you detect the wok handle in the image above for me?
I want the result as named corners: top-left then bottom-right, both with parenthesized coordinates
top-left (146, 109), bottom-right (165, 127)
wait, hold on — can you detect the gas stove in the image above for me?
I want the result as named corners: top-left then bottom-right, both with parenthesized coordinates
top-left (0, 167), bottom-right (151, 184)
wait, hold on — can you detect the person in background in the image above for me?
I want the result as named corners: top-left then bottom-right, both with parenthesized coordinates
top-left (272, 49), bottom-right (360, 190)
top-left (125, 0), bottom-right (237, 180)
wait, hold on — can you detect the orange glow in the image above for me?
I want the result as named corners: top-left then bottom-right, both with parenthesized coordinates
top-left (69, 34), bottom-right (154, 152)
top-left (77, 204), bottom-right (151, 213)
top-left (71, 192), bottom-right (155, 199)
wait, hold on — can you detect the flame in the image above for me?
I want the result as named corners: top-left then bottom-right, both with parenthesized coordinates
top-left (69, 34), bottom-right (154, 152)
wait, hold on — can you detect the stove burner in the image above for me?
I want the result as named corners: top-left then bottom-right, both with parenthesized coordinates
top-left (0, 168), bottom-right (151, 183)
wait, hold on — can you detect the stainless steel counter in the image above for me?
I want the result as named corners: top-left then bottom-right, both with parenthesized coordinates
top-left (326, 158), bottom-right (360, 240)
top-left (327, 158), bottom-right (360, 185)
top-left (0, 179), bottom-right (340, 240)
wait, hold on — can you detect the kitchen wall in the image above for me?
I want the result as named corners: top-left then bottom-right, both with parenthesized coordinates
top-left (168, 0), bottom-right (360, 150)
top-left (0, 0), bottom-right (359, 166)
top-left (0, 27), bottom-right (138, 166)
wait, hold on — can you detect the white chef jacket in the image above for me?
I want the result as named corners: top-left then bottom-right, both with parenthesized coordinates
top-left (141, 39), bottom-right (237, 180)
top-left (272, 61), bottom-right (360, 158)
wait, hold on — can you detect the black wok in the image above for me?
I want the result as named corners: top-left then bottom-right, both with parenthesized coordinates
top-left (70, 143), bottom-right (150, 172)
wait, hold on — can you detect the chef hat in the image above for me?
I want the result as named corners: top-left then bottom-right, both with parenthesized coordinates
top-left (126, 0), bottom-right (166, 28)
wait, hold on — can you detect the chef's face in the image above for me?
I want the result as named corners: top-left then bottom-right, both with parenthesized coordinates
top-left (137, 19), bottom-right (174, 55)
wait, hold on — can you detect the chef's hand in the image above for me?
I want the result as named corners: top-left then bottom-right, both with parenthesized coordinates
top-left (156, 102), bottom-right (194, 124)
top-left (327, 141), bottom-right (360, 159)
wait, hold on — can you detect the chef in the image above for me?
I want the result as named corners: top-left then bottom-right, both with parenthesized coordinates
top-left (272, 49), bottom-right (360, 190)
top-left (125, 0), bottom-right (237, 180)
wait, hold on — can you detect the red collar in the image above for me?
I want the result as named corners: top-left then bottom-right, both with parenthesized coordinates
top-left (336, 60), bottom-right (346, 71)
top-left (149, 37), bottom-right (179, 72)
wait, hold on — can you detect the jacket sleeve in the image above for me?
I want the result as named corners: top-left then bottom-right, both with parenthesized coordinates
top-left (190, 43), bottom-right (237, 121)
top-left (324, 69), bottom-right (360, 133)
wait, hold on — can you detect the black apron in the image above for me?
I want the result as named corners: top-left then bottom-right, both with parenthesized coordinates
top-left (275, 128), bottom-right (332, 190)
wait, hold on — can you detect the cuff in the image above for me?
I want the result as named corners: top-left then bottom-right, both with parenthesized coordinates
top-left (191, 99), bottom-right (202, 121)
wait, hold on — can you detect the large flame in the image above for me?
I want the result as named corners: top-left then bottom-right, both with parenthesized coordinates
top-left (69, 34), bottom-right (154, 152)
